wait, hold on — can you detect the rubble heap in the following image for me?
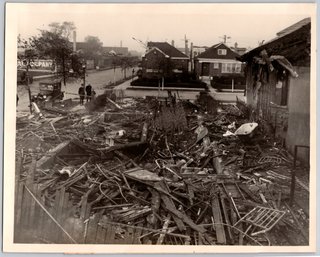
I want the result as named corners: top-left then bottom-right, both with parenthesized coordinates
top-left (15, 93), bottom-right (309, 245)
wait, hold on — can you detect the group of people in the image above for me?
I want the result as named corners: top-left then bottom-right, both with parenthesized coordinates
top-left (78, 84), bottom-right (96, 105)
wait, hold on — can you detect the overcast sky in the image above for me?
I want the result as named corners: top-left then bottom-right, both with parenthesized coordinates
top-left (14, 3), bottom-right (314, 53)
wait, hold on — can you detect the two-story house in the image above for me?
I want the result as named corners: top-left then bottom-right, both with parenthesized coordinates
top-left (141, 42), bottom-right (189, 80)
top-left (194, 43), bottom-right (245, 92)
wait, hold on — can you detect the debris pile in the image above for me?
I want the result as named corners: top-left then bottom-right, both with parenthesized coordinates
top-left (15, 93), bottom-right (309, 245)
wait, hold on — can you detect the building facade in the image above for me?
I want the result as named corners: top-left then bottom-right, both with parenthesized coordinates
top-left (141, 42), bottom-right (189, 80)
top-left (194, 43), bottom-right (245, 91)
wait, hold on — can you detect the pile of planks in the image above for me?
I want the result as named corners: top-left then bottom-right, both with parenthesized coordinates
top-left (15, 95), bottom-right (309, 245)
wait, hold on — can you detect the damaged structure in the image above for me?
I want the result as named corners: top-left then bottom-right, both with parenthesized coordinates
top-left (14, 85), bottom-right (310, 245)
top-left (239, 17), bottom-right (311, 162)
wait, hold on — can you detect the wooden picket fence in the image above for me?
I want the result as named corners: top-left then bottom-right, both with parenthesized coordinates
top-left (14, 156), bottom-right (143, 244)
top-left (14, 180), bottom-right (146, 244)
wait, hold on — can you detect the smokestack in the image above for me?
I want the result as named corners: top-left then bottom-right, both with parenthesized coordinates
top-left (120, 40), bottom-right (122, 47)
top-left (171, 40), bottom-right (175, 47)
top-left (73, 31), bottom-right (76, 52)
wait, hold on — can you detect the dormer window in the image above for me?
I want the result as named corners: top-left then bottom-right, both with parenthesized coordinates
top-left (218, 49), bottom-right (227, 55)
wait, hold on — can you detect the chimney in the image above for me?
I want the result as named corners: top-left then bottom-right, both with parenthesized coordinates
top-left (234, 42), bottom-right (238, 53)
top-left (184, 35), bottom-right (189, 56)
top-left (73, 31), bottom-right (76, 52)
top-left (120, 40), bottom-right (122, 47)
top-left (171, 40), bottom-right (175, 47)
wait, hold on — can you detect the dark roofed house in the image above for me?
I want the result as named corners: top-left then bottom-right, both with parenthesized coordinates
top-left (141, 42), bottom-right (189, 79)
top-left (102, 46), bottom-right (129, 56)
top-left (239, 18), bottom-right (311, 161)
top-left (194, 43), bottom-right (246, 92)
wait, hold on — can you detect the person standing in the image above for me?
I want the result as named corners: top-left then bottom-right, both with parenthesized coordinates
top-left (78, 84), bottom-right (85, 105)
top-left (85, 84), bottom-right (92, 102)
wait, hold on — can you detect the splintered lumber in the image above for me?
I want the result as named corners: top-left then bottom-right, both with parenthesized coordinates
top-left (106, 97), bottom-right (123, 109)
top-left (103, 141), bottom-right (148, 154)
top-left (211, 197), bottom-right (226, 244)
top-left (157, 182), bottom-right (205, 234)
top-left (118, 207), bottom-right (152, 222)
top-left (157, 214), bottom-right (171, 244)
top-left (42, 106), bottom-right (69, 115)
top-left (141, 122), bottom-right (148, 142)
top-left (220, 197), bottom-right (234, 243)
top-left (160, 194), bottom-right (187, 232)
top-left (155, 181), bottom-right (186, 232)
top-left (284, 202), bottom-right (308, 242)
top-left (99, 220), bottom-right (190, 240)
top-left (36, 140), bottom-right (72, 168)
top-left (125, 168), bottom-right (162, 182)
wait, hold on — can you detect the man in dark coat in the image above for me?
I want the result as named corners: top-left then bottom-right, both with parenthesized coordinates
top-left (85, 84), bottom-right (92, 102)
top-left (78, 84), bottom-right (85, 105)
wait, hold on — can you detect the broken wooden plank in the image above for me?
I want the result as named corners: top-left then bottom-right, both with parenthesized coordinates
top-left (220, 196), bottom-right (234, 243)
top-left (284, 202), bottom-right (308, 242)
top-left (157, 214), bottom-right (171, 245)
top-left (141, 122), bottom-right (148, 142)
top-left (106, 97), bottom-right (123, 109)
top-left (99, 220), bottom-right (190, 240)
top-left (36, 140), bottom-right (72, 169)
top-left (211, 196), bottom-right (226, 244)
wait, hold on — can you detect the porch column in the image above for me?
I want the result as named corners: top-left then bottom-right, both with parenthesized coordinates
top-left (232, 79), bottom-right (234, 92)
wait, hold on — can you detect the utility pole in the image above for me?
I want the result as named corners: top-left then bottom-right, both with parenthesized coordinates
top-left (181, 35), bottom-right (189, 56)
top-left (82, 62), bottom-right (86, 86)
top-left (220, 35), bottom-right (231, 44)
top-left (26, 62), bottom-right (32, 114)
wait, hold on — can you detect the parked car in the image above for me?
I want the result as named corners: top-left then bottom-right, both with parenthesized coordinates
top-left (32, 79), bottom-right (64, 105)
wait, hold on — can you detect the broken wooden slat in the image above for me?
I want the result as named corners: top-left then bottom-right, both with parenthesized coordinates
top-left (220, 196), bottom-right (234, 243)
top-left (141, 122), bottom-right (148, 142)
top-left (55, 188), bottom-right (66, 243)
top-left (37, 140), bottom-right (72, 169)
top-left (211, 196), bottom-right (226, 244)
top-left (155, 182), bottom-right (186, 232)
top-left (157, 214), bottom-right (171, 245)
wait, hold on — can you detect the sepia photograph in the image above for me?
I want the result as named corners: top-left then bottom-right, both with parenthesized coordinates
top-left (3, 2), bottom-right (317, 253)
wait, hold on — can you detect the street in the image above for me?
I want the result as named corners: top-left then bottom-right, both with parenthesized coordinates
top-left (17, 67), bottom-right (135, 112)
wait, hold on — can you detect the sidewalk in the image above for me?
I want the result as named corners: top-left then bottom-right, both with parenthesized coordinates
top-left (206, 82), bottom-right (246, 103)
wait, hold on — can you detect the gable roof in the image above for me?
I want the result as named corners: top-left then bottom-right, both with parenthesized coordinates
top-left (196, 43), bottom-right (240, 59)
top-left (147, 42), bottom-right (189, 59)
top-left (144, 47), bottom-right (169, 58)
top-left (239, 17), bottom-right (311, 66)
top-left (276, 17), bottom-right (311, 37)
top-left (102, 46), bottom-right (129, 56)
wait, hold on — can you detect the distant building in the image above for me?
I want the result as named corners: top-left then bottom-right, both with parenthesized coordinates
top-left (141, 42), bottom-right (189, 79)
top-left (230, 42), bottom-right (247, 56)
top-left (102, 46), bottom-right (129, 56)
top-left (192, 46), bottom-right (208, 58)
top-left (194, 42), bottom-right (245, 91)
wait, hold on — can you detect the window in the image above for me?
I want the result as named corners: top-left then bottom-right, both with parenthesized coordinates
top-left (221, 63), bottom-right (242, 73)
top-left (213, 63), bottom-right (219, 69)
top-left (218, 49), bottom-right (227, 55)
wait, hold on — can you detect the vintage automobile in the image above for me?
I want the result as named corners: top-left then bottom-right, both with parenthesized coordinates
top-left (32, 79), bottom-right (64, 105)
